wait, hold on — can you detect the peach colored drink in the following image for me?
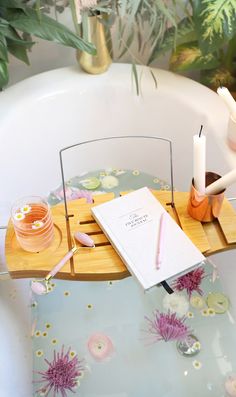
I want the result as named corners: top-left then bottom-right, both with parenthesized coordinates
top-left (11, 196), bottom-right (54, 252)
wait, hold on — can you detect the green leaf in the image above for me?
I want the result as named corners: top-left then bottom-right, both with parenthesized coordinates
top-left (0, 33), bottom-right (8, 61)
top-left (0, 0), bottom-right (26, 10)
top-left (194, 0), bottom-right (236, 52)
top-left (200, 67), bottom-right (236, 89)
top-left (150, 68), bottom-right (158, 89)
top-left (170, 41), bottom-right (219, 72)
top-left (0, 59), bottom-right (9, 88)
top-left (118, 31), bottom-right (134, 59)
top-left (148, 18), bottom-right (196, 65)
top-left (7, 38), bottom-right (30, 65)
top-left (155, 0), bottom-right (177, 29)
top-left (132, 62), bottom-right (139, 96)
top-left (0, 17), bottom-right (33, 45)
top-left (9, 8), bottom-right (96, 54)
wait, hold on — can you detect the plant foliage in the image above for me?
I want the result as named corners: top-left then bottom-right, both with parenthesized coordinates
top-left (0, 0), bottom-right (95, 88)
top-left (194, 0), bottom-right (236, 52)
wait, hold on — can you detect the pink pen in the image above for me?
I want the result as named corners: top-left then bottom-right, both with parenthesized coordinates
top-left (156, 211), bottom-right (168, 269)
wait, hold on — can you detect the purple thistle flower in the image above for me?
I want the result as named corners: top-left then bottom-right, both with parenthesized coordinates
top-left (144, 310), bottom-right (191, 343)
top-left (35, 346), bottom-right (84, 397)
top-left (172, 267), bottom-right (205, 297)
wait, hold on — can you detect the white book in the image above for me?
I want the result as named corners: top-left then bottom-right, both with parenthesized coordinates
top-left (91, 187), bottom-right (205, 290)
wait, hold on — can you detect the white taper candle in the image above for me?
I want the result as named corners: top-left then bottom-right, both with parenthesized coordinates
top-left (193, 130), bottom-right (206, 194)
top-left (217, 87), bottom-right (236, 121)
top-left (206, 169), bottom-right (236, 195)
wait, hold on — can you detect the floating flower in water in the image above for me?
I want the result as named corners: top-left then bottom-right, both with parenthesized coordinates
top-left (163, 184), bottom-right (170, 190)
top-left (225, 375), bottom-right (236, 396)
top-left (206, 292), bottom-right (229, 314)
top-left (132, 170), bottom-right (140, 176)
top-left (35, 346), bottom-right (84, 397)
top-left (14, 212), bottom-right (25, 221)
top-left (172, 267), bottom-right (205, 297)
top-left (32, 220), bottom-right (44, 229)
top-left (20, 204), bottom-right (31, 214)
top-left (101, 175), bottom-right (119, 189)
top-left (35, 350), bottom-right (44, 358)
top-left (70, 351), bottom-right (76, 359)
top-left (113, 169), bottom-right (126, 176)
top-left (190, 295), bottom-right (205, 309)
top-left (192, 360), bottom-right (202, 370)
top-left (207, 308), bottom-right (216, 317)
top-left (187, 311), bottom-right (194, 319)
top-left (193, 341), bottom-right (201, 351)
top-left (80, 177), bottom-right (100, 190)
top-left (34, 330), bottom-right (41, 338)
top-left (54, 187), bottom-right (93, 203)
top-left (163, 292), bottom-right (189, 316)
top-left (201, 308), bottom-right (209, 317)
top-left (144, 310), bottom-right (191, 343)
top-left (87, 333), bottom-right (114, 361)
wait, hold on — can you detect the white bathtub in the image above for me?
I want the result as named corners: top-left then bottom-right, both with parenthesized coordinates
top-left (0, 63), bottom-right (235, 397)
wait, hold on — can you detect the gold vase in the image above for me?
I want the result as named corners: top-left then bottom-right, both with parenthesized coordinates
top-left (78, 15), bottom-right (112, 75)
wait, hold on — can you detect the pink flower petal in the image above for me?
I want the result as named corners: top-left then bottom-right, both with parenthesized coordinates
top-left (87, 333), bottom-right (114, 361)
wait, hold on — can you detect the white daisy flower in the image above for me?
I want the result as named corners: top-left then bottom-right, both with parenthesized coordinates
top-left (32, 220), bottom-right (44, 229)
top-left (70, 350), bottom-right (76, 358)
top-left (201, 308), bottom-right (209, 317)
top-left (35, 349), bottom-right (44, 357)
top-left (132, 170), bottom-right (140, 176)
top-left (192, 360), bottom-right (202, 370)
top-left (20, 205), bottom-right (31, 214)
top-left (163, 292), bottom-right (189, 316)
top-left (187, 311), bottom-right (194, 319)
top-left (114, 169), bottom-right (126, 176)
top-left (193, 341), bottom-right (201, 350)
top-left (14, 212), bottom-right (25, 221)
top-left (207, 308), bottom-right (216, 317)
top-left (190, 295), bottom-right (205, 309)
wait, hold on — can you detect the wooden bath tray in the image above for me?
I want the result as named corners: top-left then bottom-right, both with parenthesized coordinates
top-left (5, 190), bottom-right (236, 280)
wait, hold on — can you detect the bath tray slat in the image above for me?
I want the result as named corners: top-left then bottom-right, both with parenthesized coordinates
top-left (5, 191), bottom-right (236, 280)
top-left (217, 198), bottom-right (236, 244)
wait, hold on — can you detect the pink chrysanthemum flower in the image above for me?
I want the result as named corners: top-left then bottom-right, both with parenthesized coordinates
top-left (172, 267), bottom-right (205, 297)
top-left (35, 346), bottom-right (84, 397)
top-left (144, 310), bottom-right (191, 343)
